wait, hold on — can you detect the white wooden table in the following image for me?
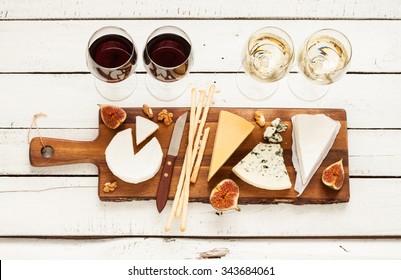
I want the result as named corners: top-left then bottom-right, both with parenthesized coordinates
top-left (1, 0), bottom-right (401, 259)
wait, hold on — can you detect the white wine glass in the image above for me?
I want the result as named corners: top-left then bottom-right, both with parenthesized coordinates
top-left (288, 28), bottom-right (352, 101)
top-left (236, 26), bottom-right (294, 100)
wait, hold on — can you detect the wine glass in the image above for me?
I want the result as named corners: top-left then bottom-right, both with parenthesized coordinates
top-left (86, 26), bottom-right (138, 101)
top-left (143, 26), bottom-right (193, 101)
top-left (236, 26), bottom-right (294, 100)
top-left (288, 29), bottom-right (352, 101)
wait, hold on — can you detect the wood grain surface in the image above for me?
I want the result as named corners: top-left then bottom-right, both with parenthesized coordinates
top-left (30, 107), bottom-right (349, 204)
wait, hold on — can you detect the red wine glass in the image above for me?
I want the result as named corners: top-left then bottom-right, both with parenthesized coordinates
top-left (143, 26), bottom-right (193, 101)
top-left (86, 26), bottom-right (137, 101)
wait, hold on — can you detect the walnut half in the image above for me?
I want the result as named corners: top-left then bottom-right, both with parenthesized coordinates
top-left (142, 104), bottom-right (154, 118)
top-left (254, 111), bottom-right (266, 127)
top-left (103, 181), bottom-right (117, 193)
top-left (157, 109), bottom-right (174, 126)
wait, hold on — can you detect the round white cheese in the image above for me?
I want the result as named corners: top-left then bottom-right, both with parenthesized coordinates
top-left (105, 128), bottom-right (163, 184)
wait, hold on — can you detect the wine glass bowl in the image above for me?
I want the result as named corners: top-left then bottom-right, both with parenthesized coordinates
top-left (143, 26), bottom-right (193, 101)
top-left (86, 26), bottom-right (138, 101)
top-left (237, 26), bottom-right (294, 100)
top-left (289, 28), bottom-right (352, 101)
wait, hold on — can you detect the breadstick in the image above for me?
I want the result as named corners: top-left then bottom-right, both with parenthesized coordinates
top-left (178, 90), bottom-right (197, 231)
top-left (176, 89), bottom-right (205, 218)
top-left (189, 88), bottom-right (196, 135)
top-left (180, 85), bottom-right (215, 231)
top-left (165, 90), bottom-right (197, 231)
top-left (192, 90), bottom-right (206, 135)
top-left (180, 183), bottom-right (190, 232)
top-left (166, 85), bottom-right (215, 231)
top-left (190, 127), bottom-right (210, 183)
top-left (190, 85), bottom-right (215, 169)
top-left (165, 153), bottom-right (187, 232)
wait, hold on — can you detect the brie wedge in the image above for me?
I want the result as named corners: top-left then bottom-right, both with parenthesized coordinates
top-left (135, 116), bottom-right (159, 145)
top-left (105, 128), bottom-right (163, 184)
top-left (292, 114), bottom-right (341, 195)
top-left (232, 143), bottom-right (291, 190)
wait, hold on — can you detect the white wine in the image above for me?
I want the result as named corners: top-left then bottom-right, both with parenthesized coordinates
top-left (299, 35), bottom-right (350, 85)
top-left (243, 33), bottom-right (294, 83)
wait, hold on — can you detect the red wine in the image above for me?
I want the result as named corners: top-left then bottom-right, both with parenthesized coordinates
top-left (88, 34), bottom-right (137, 82)
top-left (143, 33), bottom-right (192, 82)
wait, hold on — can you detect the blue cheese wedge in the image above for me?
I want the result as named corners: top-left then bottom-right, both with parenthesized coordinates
top-left (264, 118), bottom-right (287, 143)
top-left (271, 118), bottom-right (282, 127)
top-left (263, 126), bottom-right (277, 139)
top-left (268, 133), bottom-right (283, 143)
top-left (232, 143), bottom-right (291, 190)
top-left (276, 122), bottom-right (288, 133)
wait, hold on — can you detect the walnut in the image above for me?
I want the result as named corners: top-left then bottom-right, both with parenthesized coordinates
top-left (157, 109), bottom-right (168, 121)
top-left (142, 104), bottom-right (154, 118)
top-left (103, 181), bottom-right (117, 193)
top-left (157, 109), bottom-right (173, 126)
top-left (254, 111), bottom-right (266, 127)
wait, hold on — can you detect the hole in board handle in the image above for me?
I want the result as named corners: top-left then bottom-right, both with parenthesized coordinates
top-left (41, 146), bottom-right (54, 158)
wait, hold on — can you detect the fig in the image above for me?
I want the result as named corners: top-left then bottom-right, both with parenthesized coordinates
top-left (99, 104), bottom-right (127, 129)
top-left (322, 159), bottom-right (344, 190)
top-left (210, 179), bottom-right (240, 211)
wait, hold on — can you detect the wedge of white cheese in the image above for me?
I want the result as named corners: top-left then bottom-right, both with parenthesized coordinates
top-left (292, 114), bottom-right (341, 195)
top-left (105, 128), bottom-right (135, 168)
top-left (105, 128), bottom-right (163, 184)
top-left (135, 116), bottom-right (159, 145)
top-left (232, 143), bottom-right (291, 190)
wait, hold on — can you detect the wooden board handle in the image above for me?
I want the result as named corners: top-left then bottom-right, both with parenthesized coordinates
top-left (29, 137), bottom-right (102, 167)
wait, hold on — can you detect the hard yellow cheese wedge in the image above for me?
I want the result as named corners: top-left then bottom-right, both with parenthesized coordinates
top-left (207, 111), bottom-right (254, 181)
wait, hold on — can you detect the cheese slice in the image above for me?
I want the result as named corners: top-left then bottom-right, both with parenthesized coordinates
top-left (207, 111), bottom-right (254, 181)
top-left (105, 128), bottom-right (135, 169)
top-left (135, 116), bottom-right (159, 145)
top-left (105, 128), bottom-right (163, 184)
top-left (232, 143), bottom-right (291, 190)
top-left (292, 114), bottom-right (341, 195)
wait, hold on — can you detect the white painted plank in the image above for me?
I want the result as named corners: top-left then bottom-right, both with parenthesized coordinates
top-left (0, 177), bottom-right (97, 192)
top-left (1, 238), bottom-right (401, 260)
top-left (1, 0), bottom-right (400, 19)
top-left (2, 128), bottom-right (100, 176)
top-left (349, 130), bottom-right (401, 177)
top-left (2, 129), bottom-right (400, 177)
top-left (0, 73), bottom-right (400, 129)
top-left (0, 20), bottom-right (400, 73)
top-left (0, 178), bottom-right (400, 237)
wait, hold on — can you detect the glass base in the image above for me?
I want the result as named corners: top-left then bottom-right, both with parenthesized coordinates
top-left (145, 76), bottom-right (188, 101)
top-left (95, 74), bottom-right (137, 101)
top-left (288, 73), bottom-right (330, 101)
top-left (236, 70), bottom-right (278, 101)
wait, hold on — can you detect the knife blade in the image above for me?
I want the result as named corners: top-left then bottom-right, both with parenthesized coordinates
top-left (156, 111), bottom-right (188, 213)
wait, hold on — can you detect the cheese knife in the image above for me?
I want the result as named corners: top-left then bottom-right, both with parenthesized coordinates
top-left (156, 111), bottom-right (188, 213)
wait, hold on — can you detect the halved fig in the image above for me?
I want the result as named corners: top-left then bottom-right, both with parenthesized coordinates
top-left (210, 179), bottom-right (240, 211)
top-left (322, 159), bottom-right (344, 190)
top-left (99, 104), bottom-right (127, 129)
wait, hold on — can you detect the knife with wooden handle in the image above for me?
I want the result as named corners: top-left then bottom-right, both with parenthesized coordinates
top-left (156, 111), bottom-right (188, 213)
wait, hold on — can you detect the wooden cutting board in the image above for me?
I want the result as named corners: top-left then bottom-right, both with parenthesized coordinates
top-left (29, 107), bottom-right (350, 204)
